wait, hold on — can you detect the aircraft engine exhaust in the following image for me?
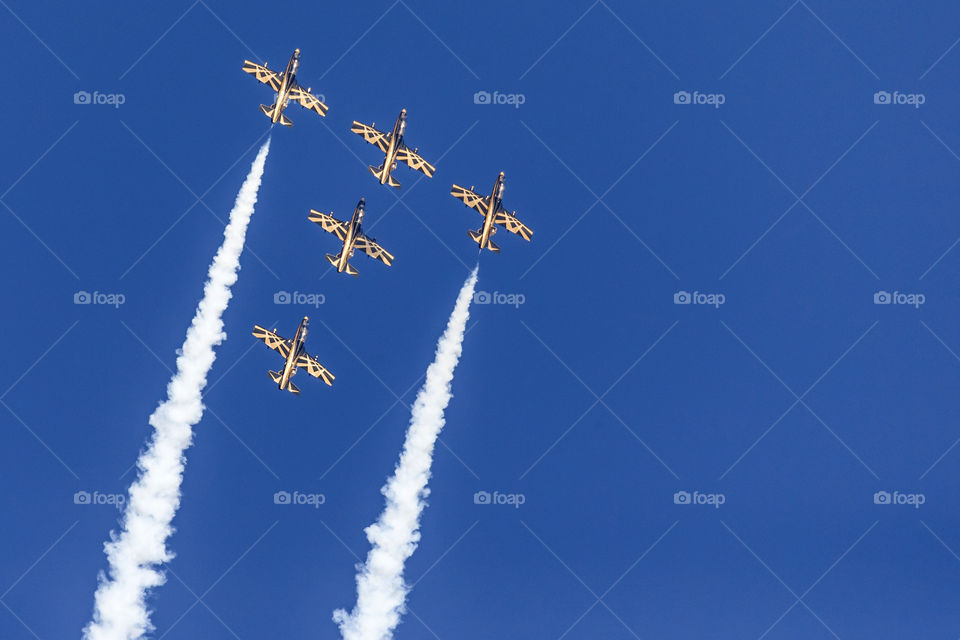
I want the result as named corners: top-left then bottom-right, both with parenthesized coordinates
top-left (333, 266), bottom-right (479, 640)
top-left (83, 139), bottom-right (272, 640)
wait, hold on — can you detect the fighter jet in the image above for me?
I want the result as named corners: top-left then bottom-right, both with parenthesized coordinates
top-left (252, 317), bottom-right (334, 394)
top-left (308, 198), bottom-right (394, 277)
top-left (350, 109), bottom-right (435, 188)
top-left (450, 172), bottom-right (533, 253)
top-left (242, 49), bottom-right (328, 126)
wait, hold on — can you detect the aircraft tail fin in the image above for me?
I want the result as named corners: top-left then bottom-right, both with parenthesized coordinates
top-left (344, 262), bottom-right (359, 277)
top-left (325, 252), bottom-right (340, 268)
top-left (287, 380), bottom-right (300, 395)
top-left (368, 164), bottom-right (401, 189)
top-left (260, 103), bottom-right (293, 126)
top-left (268, 370), bottom-right (283, 384)
top-left (468, 229), bottom-right (500, 253)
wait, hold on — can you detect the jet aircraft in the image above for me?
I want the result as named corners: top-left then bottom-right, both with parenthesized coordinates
top-left (242, 49), bottom-right (328, 125)
top-left (252, 316), bottom-right (334, 394)
top-left (450, 171), bottom-right (533, 253)
top-left (308, 198), bottom-right (394, 276)
top-left (351, 109), bottom-right (435, 188)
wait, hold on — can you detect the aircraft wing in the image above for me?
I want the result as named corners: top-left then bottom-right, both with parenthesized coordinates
top-left (396, 145), bottom-right (436, 177)
top-left (353, 233), bottom-right (395, 266)
top-left (296, 354), bottom-right (335, 386)
top-left (350, 121), bottom-right (391, 153)
top-left (252, 325), bottom-right (293, 358)
top-left (242, 61), bottom-right (282, 91)
top-left (494, 210), bottom-right (533, 241)
top-left (308, 210), bottom-right (349, 241)
top-left (288, 84), bottom-right (329, 116)
top-left (451, 184), bottom-right (489, 215)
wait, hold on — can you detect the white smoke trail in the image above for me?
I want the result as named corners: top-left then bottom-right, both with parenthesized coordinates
top-left (84, 140), bottom-right (271, 640)
top-left (334, 267), bottom-right (479, 640)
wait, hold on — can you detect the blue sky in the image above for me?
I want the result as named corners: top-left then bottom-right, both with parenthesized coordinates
top-left (2, 1), bottom-right (960, 638)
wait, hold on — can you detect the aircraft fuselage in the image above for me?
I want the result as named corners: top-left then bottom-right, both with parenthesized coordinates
top-left (378, 109), bottom-right (407, 185)
top-left (278, 315), bottom-right (308, 390)
top-left (271, 49), bottom-right (300, 123)
top-left (335, 199), bottom-right (365, 272)
top-left (478, 171), bottom-right (505, 249)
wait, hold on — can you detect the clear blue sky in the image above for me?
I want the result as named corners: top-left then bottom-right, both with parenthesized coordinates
top-left (2, 1), bottom-right (960, 638)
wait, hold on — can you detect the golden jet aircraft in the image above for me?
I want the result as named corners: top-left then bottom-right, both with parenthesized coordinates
top-left (451, 172), bottom-right (533, 253)
top-left (309, 198), bottom-right (394, 276)
top-left (351, 109), bottom-right (436, 188)
top-left (252, 316), bottom-right (334, 394)
top-left (242, 49), bottom-right (328, 126)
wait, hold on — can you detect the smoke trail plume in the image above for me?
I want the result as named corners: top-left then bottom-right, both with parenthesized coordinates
top-left (334, 267), bottom-right (479, 640)
top-left (84, 140), bottom-right (271, 640)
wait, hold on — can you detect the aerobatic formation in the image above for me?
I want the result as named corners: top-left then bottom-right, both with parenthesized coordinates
top-left (241, 48), bottom-right (536, 394)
